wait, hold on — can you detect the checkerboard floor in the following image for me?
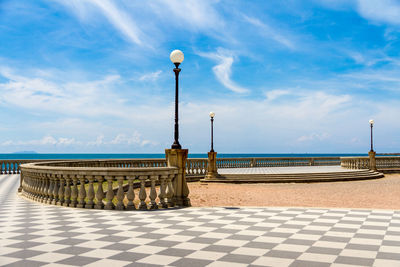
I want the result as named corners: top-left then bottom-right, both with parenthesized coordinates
top-left (1, 174), bottom-right (400, 267)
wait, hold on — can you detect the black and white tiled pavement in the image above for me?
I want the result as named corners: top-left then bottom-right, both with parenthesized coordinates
top-left (1, 175), bottom-right (400, 267)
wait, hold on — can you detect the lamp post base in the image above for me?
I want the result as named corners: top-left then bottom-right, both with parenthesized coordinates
top-left (165, 148), bottom-right (191, 207)
top-left (369, 151), bottom-right (377, 171)
top-left (205, 151), bottom-right (220, 179)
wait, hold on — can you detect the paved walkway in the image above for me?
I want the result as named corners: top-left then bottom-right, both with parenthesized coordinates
top-left (1, 175), bottom-right (400, 267)
top-left (218, 166), bottom-right (362, 175)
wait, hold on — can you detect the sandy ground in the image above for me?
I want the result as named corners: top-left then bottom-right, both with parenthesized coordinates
top-left (188, 174), bottom-right (400, 210)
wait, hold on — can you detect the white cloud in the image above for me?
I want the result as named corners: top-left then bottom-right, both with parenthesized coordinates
top-left (139, 70), bottom-right (162, 81)
top-left (243, 15), bottom-right (296, 50)
top-left (356, 0), bottom-right (400, 25)
top-left (198, 49), bottom-right (248, 93)
top-left (57, 0), bottom-right (145, 46)
top-left (1, 136), bottom-right (78, 146)
top-left (297, 133), bottom-right (331, 142)
top-left (265, 90), bottom-right (291, 101)
top-left (151, 0), bottom-right (223, 31)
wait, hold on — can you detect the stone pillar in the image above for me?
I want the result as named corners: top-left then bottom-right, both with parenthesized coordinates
top-left (165, 149), bottom-right (191, 207)
top-left (369, 151), bottom-right (377, 171)
top-left (205, 152), bottom-right (220, 179)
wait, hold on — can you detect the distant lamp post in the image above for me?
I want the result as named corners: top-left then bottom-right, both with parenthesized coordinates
top-left (209, 112), bottom-right (215, 152)
top-left (368, 119), bottom-right (377, 171)
top-left (369, 119), bottom-right (374, 152)
top-left (170, 50), bottom-right (184, 149)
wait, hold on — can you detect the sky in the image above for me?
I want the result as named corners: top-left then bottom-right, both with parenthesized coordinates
top-left (0, 0), bottom-right (399, 154)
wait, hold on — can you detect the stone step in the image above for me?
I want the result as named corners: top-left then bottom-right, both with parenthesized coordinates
top-left (202, 170), bottom-right (384, 183)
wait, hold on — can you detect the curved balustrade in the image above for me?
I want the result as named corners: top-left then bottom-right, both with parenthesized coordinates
top-left (20, 161), bottom-right (179, 210)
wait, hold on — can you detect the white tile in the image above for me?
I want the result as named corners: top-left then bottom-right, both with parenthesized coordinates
top-left (373, 259), bottom-right (400, 267)
top-left (325, 231), bottom-right (355, 238)
top-left (253, 236), bottom-right (285, 244)
top-left (0, 247), bottom-right (20, 256)
top-left (384, 235), bottom-right (400, 241)
top-left (252, 256), bottom-right (294, 267)
top-left (129, 245), bottom-right (167, 254)
top-left (349, 238), bottom-right (382, 246)
top-left (75, 233), bottom-right (107, 240)
top-left (80, 249), bottom-right (121, 258)
top-left (186, 250), bottom-right (226, 261)
top-left (137, 254), bottom-right (180, 265)
top-left (84, 258), bottom-right (131, 267)
top-left (214, 239), bottom-right (249, 247)
top-left (77, 240), bottom-right (114, 248)
top-left (289, 234), bottom-right (321, 241)
top-left (221, 224), bottom-right (249, 230)
top-left (313, 241), bottom-right (347, 249)
top-left (0, 256), bottom-right (20, 265)
top-left (298, 252), bottom-right (337, 263)
top-left (172, 242), bottom-right (209, 250)
top-left (379, 245), bottom-right (400, 253)
top-left (30, 236), bottom-right (67, 243)
top-left (189, 226), bottom-right (218, 232)
top-left (151, 228), bottom-right (182, 235)
top-left (236, 230), bottom-right (266, 236)
top-left (29, 243), bottom-right (69, 252)
top-left (270, 227), bottom-right (299, 234)
top-left (120, 237), bottom-right (153, 245)
top-left (207, 261), bottom-right (247, 267)
top-left (231, 247), bottom-right (267, 256)
top-left (340, 249), bottom-right (377, 258)
top-left (161, 235), bottom-right (194, 242)
top-left (273, 244), bottom-right (309, 252)
top-left (28, 252), bottom-right (73, 263)
top-left (200, 232), bottom-right (231, 239)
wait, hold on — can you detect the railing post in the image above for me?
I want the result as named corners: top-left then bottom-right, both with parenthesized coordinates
top-left (205, 152), bottom-right (219, 179)
top-left (369, 151), bottom-right (377, 171)
top-left (165, 149), bottom-right (190, 207)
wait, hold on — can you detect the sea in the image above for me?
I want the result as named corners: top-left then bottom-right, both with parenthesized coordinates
top-left (0, 153), bottom-right (368, 160)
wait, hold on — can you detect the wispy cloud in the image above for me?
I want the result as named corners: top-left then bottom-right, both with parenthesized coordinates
top-left (198, 49), bottom-right (248, 93)
top-left (243, 15), bottom-right (296, 50)
top-left (139, 70), bottom-right (162, 81)
top-left (56, 0), bottom-right (145, 46)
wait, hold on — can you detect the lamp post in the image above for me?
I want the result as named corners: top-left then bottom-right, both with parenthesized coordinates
top-left (368, 119), bottom-right (377, 171)
top-left (209, 112), bottom-right (215, 152)
top-left (170, 50), bottom-right (184, 149)
top-left (369, 119), bottom-right (374, 152)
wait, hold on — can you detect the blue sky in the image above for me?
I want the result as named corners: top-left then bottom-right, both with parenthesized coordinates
top-left (0, 0), bottom-right (399, 153)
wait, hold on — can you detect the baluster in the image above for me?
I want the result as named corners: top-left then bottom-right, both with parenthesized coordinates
top-left (166, 174), bottom-right (175, 207)
top-left (33, 174), bottom-right (40, 200)
top-left (126, 176), bottom-right (136, 210)
top-left (57, 175), bottom-right (65, 205)
top-left (94, 176), bottom-right (104, 209)
top-left (38, 174), bottom-right (45, 202)
top-left (138, 175), bottom-right (147, 210)
top-left (47, 174), bottom-right (54, 204)
top-left (51, 174), bottom-right (59, 205)
top-left (115, 176), bottom-right (125, 210)
top-left (105, 176), bottom-right (115, 210)
top-left (64, 175), bottom-right (71, 207)
top-left (77, 175), bottom-right (86, 208)
top-left (85, 175), bottom-right (95, 209)
top-left (158, 175), bottom-right (168, 208)
top-left (70, 175), bottom-right (78, 207)
top-left (148, 175), bottom-right (158, 209)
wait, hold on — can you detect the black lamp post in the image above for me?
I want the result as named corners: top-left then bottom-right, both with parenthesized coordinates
top-left (369, 119), bottom-right (374, 152)
top-left (209, 112), bottom-right (215, 152)
top-left (170, 50), bottom-right (184, 149)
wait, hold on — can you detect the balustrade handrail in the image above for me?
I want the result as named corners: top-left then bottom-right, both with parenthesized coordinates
top-left (19, 160), bottom-right (179, 211)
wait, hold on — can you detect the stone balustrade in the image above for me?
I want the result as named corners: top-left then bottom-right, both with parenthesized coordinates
top-left (186, 159), bottom-right (208, 176)
top-left (216, 157), bottom-right (341, 168)
top-left (20, 161), bottom-right (179, 210)
top-left (341, 156), bottom-right (400, 172)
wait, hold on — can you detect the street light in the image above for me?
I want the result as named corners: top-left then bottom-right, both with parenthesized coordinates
top-left (369, 119), bottom-right (374, 152)
top-left (209, 112), bottom-right (215, 152)
top-left (170, 50), bottom-right (184, 149)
